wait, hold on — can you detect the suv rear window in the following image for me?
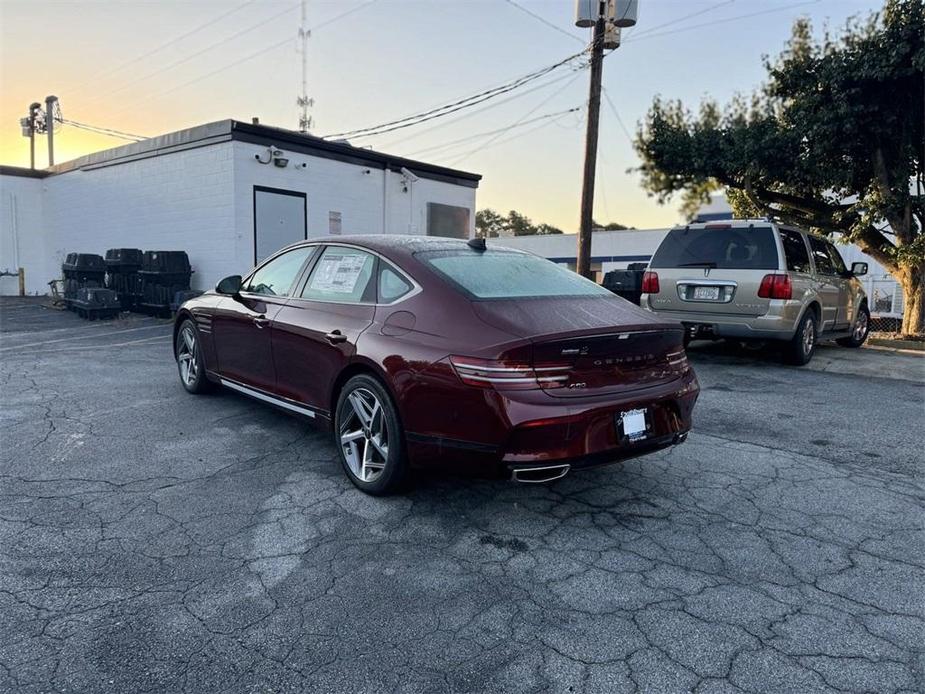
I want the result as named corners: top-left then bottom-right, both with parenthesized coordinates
top-left (650, 226), bottom-right (779, 270)
top-left (417, 249), bottom-right (611, 300)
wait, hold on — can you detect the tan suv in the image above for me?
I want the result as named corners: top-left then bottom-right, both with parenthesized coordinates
top-left (640, 220), bottom-right (870, 365)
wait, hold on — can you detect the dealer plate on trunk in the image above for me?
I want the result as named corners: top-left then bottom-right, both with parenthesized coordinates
top-left (693, 286), bottom-right (721, 301)
top-left (618, 408), bottom-right (648, 442)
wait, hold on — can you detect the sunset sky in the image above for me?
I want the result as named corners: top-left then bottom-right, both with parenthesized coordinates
top-left (0, 0), bottom-right (876, 231)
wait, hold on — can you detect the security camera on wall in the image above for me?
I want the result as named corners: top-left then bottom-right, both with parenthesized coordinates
top-left (400, 167), bottom-right (419, 183)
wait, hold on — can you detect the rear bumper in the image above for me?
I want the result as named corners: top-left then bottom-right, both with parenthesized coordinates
top-left (639, 300), bottom-right (801, 340)
top-left (405, 369), bottom-right (699, 476)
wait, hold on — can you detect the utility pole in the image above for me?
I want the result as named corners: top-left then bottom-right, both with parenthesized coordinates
top-left (45, 95), bottom-right (58, 167)
top-left (576, 2), bottom-right (606, 279)
top-left (19, 103), bottom-right (41, 169)
top-left (574, 0), bottom-right (638, 279)
top-left (297, 0), bottom-right (313, 132)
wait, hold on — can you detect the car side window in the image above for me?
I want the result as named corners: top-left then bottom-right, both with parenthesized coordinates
top-left (378, 263), bottom-right (413, 303)
top-left (808, 237), bottom-right (836, 275)
top-left (242, 246), bottom-right (315, 297)
top-left (301, 247), bottom-right (377, 303)
top-left (826, 243), bottom-right (847, 274)
top-left (779, 229), bottom-right (811, 273)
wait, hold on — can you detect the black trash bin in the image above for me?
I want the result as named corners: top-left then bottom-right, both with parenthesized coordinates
top-left (61, 253), bottom-right (106, 308)
top-left (104, 248), bottom-right (144, 309)
top-left (137, 251), bottom-right (192, 316)
top-left (71, 287), bottom-right (121, 320)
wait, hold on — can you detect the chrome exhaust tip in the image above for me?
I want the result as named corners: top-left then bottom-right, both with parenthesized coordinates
top-left (673, 432), bottom-right (688, 445)
top-left (511, 464), bottom-right (571, 484)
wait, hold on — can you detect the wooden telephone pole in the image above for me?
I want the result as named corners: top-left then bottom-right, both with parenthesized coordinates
top-left (576, 3), bottom-right (606, 279)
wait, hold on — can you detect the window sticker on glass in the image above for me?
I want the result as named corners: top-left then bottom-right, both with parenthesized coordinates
top-left (310, 253), bottom-right (368, 294)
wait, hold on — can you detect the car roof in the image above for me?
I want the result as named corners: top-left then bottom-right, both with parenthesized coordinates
top-left (291, 235), bottom-right (527, 260)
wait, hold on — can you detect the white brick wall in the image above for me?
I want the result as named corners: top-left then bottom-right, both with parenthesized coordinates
top-left (0, 174), bottom-right (47, 295)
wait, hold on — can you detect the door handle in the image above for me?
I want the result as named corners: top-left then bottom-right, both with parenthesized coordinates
top-left (253, 316), bottom-right (271, 329)
top-left (325, 330), bottom-right (348, 344)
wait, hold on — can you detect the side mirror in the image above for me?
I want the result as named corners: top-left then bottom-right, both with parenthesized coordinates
top-left (216, 275), bottom-right (242, 295)
top-left (851, 262), bottom-right (868, 277)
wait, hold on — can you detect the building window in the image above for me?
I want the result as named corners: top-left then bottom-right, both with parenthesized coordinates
top-left (427, 203), bottom-right (470, 239)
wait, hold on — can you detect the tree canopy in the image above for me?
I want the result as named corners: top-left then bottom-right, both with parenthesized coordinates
top-left (634, 0), bottom-right (924, 334)
top-left (475, 209), bottom-right (564, 237)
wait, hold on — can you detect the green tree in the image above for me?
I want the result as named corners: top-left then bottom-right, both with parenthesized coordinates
top-left (535, 223), bottom-right (564, 235)
top-left (505, 210), bottom-right (535, 236)
top-left (634, 0), bottom-right (924, 334)
top-left (592, 220), bottom-right (634, 231)
top-left (475, 208), bottom-right (505, 238)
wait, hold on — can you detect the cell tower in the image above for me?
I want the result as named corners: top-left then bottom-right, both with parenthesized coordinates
top-left (297, 0), bottom-right (313, 133)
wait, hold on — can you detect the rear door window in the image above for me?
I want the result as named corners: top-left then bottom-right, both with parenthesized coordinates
top-left (779, 229), bottom-right (811, 273)
top-left (649, 226), bottom-right (779, 270)
top-left (808, 237), bottom-right (836, 275)
top-left (301, 247), bottom-right (377, 303)
top-left (826, 242), bottom-right (847, 274)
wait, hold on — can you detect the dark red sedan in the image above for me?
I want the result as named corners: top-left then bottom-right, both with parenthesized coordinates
top-left (174, 236), bottom-right (699, 495)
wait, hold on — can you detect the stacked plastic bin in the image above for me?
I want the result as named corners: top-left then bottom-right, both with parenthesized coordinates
top-left (104, 248), bottom-right (144, 309)
top-left (138, 251), bottom-right (192, 316)
top-left (61, 253), bottom-right (106, 304)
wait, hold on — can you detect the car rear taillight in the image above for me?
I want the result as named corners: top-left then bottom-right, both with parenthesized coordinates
top-left (642, 271), bottom-right (660, 294)
top-left (757, 273), bottom-right (792, 300)
top-left (449, 356), bottom-right (572, 390)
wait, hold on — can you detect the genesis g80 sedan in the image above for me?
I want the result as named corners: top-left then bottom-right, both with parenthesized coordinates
top-left (173, 236), bottom-right (699, 495)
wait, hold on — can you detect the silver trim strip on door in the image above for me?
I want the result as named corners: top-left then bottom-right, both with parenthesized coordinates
top-left (220, 378), bottom-right (316, 418)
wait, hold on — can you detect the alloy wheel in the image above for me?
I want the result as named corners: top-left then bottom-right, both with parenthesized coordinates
top-left (339, 388), bottom-right (389, 483)
top-left (802, 319), bottom-right (815, 356)
top-left (853, 311), bottom-right (868, 341)
top-left (177, 325), bottom-right (199, 387)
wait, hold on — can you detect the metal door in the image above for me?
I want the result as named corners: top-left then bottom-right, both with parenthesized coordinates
top-left (254, 186), bottom-right (307, 265)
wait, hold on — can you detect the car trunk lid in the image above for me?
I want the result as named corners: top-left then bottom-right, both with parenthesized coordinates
top-left (474, 297), bottom-right (687, 398)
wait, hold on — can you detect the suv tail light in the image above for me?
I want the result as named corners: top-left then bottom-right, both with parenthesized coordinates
top-left (449, 356), bottom-right (571, 390)
top-left (757, 273), bottom-right (792, 300)
top-left (642, 271), bottom-right (660, 294)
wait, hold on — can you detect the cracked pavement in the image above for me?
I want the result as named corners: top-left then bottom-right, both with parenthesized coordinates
top-left (0, 298), bottom-right (923, 693)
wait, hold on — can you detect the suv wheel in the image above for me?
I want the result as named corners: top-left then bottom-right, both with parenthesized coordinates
top-left (784, 311), bottom-right (817, 366)
top-left (334, 374), bottom-right (408, 496)
top-left (837, 305), bottom-right (870, 348)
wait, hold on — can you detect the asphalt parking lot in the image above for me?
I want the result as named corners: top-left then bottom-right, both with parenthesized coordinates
top-left (1, 297), bottom-right (923, 694)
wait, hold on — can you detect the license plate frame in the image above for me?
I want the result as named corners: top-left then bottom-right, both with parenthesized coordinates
top-left (617, 408), bottom-right (649, 443)
top-left (693, 285), bottom-right (721, 301)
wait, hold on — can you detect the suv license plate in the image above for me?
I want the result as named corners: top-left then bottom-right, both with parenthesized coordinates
top-left (618, 409), bottom-right (648, 442)
top-left (693, 286), bottom-right (720, 300)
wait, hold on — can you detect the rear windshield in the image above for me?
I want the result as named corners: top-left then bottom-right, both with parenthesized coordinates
top-left (417, 249), bottom-right (612, 300)
top-left (650, 226), bottom-right (779, 270)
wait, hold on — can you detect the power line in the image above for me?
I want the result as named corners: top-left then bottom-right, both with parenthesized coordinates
top-left (104, 1), bottom-right (378, 119)
top-left (625, 0), bottom-right (735, 40)
top-left (56, 117), bottom-right (147, 142)
top-left (405, 107), bottom-right (581, 158)
top-left (70, 0), bottom-right (259, 93)
top-left (623, 0), bottom-right (821, 44)
top-left (323, 47), bottom-right (589, 140)
top-left (446, 71), bottom-right (585, 167)
top-left (376, 69), bottom-right (582, 150)
top-left (502, 0), bottom-right (587, 45)
top-left (601, 88), bottom-right (633, 144)
top-left (82, 2), bottom-right (299, 107)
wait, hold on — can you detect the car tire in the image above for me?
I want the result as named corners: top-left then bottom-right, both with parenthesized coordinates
top-left (784, 311), bottom-right (817, 366)
top-left (837, 304), bottom-right (870, 348)
top-left (334, 374), bottom-right (408, 496)
top-left (175, 319), bottom-right (213, 394)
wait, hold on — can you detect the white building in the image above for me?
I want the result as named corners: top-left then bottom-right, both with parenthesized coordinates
top-left (0, 119), bottom-right (480, 295)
